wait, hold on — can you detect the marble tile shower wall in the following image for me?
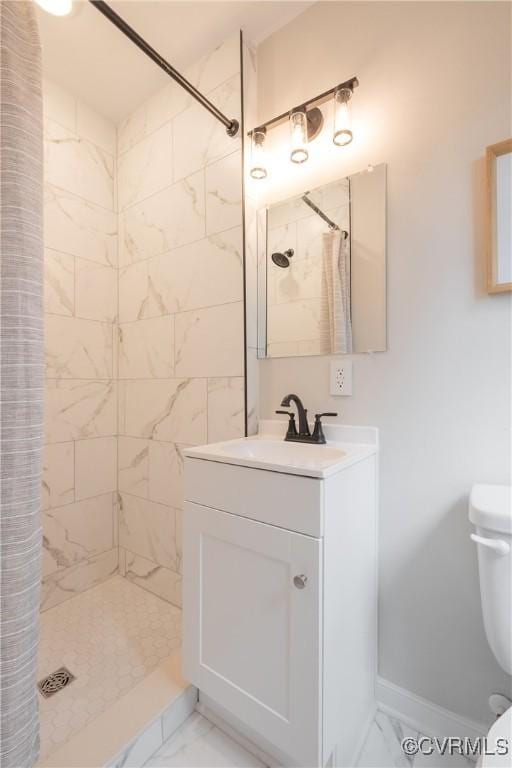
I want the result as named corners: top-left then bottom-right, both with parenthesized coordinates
top-left (116, 32), bottom-right (245, 606)
top-left (42, 80), bottom-right (119, 610)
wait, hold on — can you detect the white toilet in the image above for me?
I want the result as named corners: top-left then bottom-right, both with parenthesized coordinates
top-left (470, 484), bottom-right (512, 767)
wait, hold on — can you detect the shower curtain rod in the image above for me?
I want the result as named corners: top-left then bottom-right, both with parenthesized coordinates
top-left (301, 193), bottom-right (348, 237)
top-left (88, 0), bottom-right (239, 136)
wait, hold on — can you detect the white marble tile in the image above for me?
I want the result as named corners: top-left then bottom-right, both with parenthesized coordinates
top-left (45, 316), bottom-right (113, 379)
top-left (173, 75), bottom-right (242, 181)
top-left (145, 82), bottom-right (189, 134)
top-left (182, 32), bottom-right (241, 104)
top-left (357, 711), bottom-right (420, 768)
top-left (42, 442), bottom-right (75, 511)
top-left (117, 32), bottom-right (239, 159)
top-left (75, 437), bottom-right (117, 500)
top-left (175, 302), bottom-right (244, 378)
top-left (207, 377), bottom-right (245, 443)
top-left (45, 380), bottom-right (116, 443)
top-left (118, 123), bottom-right (173, 211)
top-left (118, 261), bottom-right (149, 322)
top-left (161, 687), bottom-right (198, 741)
top-left (41, 547), bottom-right (118, 612)
top-left (148, 441), bottom-right (187, 509)
top-left (43, 493), bottom-right (114, 576)
top-left (44, 184), bottom-right (117, 267)
top-left (76, 99), bottom-right (116, 155)
top-left (43, 78), bottom-right (76, 132)
top-left (119, 171), bottom-right (205, 266)
top-left (205, 151), bottom-right (243, 235)
top-left (121, 549), bottom-right (182, 607)
top-left (119, 378), bottom-right (207, 444)
top-left (267, 299), bottom-right (321, 345)
top-left (268, 251), bottom-right (322, 306)
top-left (175, 509), bottom-right (182, 575)
top-left (118, 436), bottom-right (149, 498)
top-left (75, 259), bottom-right (117, 322)
top-left (111, 717), bottom-right (163, 768)
top-left (122, 227), bottom-right (242, 322)
top-left (119, 317), bottom-right (174, 379)
top-left (144, 712), bottom-right (265, 768)
top-left (44, 248), bottom-right (75, 317)
top-left (119, 493), bottom-right (177, 571)
top-left (44, 119), bottom-right (115, 211)
top-left (117, 102), bottom-right (148, 156)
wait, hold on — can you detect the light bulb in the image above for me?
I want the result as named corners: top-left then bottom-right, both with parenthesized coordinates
top-left (333, 87), bottom-right (353, 147)
top-left (34, 0), bottom-right (73, 15)
top-left (250, 129), bottom-right (268, 180)
top-left (289, 109), bottom-right (308, 164)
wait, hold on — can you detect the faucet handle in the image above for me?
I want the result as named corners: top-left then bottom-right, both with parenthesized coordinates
top-left (311, 412), bottom-right (338, 444)
top-left (275, 410), bottom-right (298, 439)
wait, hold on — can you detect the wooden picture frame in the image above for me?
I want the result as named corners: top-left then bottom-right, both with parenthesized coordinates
top-left (487, 138), bottom-right (512, 294)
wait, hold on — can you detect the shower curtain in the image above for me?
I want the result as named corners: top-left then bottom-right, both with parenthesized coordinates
top-left (0, 3), bottom-right (44, 766)
top-left (320, 230), bottom-right (352, 354)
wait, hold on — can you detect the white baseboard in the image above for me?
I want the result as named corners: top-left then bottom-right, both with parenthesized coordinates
top-left (376, 676), bottom-right (488, 743)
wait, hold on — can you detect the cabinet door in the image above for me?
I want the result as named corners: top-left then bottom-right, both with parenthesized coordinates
top-left (183, 502), bottom-right (323, 767)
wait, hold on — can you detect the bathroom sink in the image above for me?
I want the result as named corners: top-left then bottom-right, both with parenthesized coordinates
top-left (207, 438), bottom-right (345, 465)
top-left (184, 423), bottom-right (377, 479)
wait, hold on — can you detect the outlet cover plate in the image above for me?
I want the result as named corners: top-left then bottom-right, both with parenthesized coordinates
top-left (330, 360), bottom-right (353, 396)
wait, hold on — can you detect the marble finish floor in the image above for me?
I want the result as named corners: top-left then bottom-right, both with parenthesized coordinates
top-left (357, 711), bottom-right (475, 767)
top-left (143, 709), bottom-right (476, 768)
top-left (38, 575), bottom-right (181, 759)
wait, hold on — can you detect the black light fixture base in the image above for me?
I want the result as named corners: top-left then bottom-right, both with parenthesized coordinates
top-left (306, 107), bottom-right (324, 141)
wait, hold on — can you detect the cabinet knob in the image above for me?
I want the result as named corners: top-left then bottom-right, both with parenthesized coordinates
top-left (293, 574), bottom-right (308, 589)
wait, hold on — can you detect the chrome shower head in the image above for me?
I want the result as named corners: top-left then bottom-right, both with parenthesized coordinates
top-left (271, 248), bottom-right (294, 268)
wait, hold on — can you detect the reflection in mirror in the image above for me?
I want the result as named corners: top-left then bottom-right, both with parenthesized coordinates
top-left (257, 164), bottom-right (387, 359)
top-left (487, 140), bottom-right (512, 293)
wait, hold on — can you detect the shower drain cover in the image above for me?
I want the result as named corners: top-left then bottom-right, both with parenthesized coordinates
top-left (37, 667), bottom-right (75, 698)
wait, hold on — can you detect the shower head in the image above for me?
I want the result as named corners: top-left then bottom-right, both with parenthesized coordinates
top-left (271, 249), bottom-right (294, 268)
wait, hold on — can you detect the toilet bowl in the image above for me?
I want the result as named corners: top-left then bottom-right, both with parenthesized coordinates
top-left (469, 484), bottom-right (512, 768)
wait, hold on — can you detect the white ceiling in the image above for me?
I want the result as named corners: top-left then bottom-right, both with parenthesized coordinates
top-left (37, 0), bottom-right (311, 124)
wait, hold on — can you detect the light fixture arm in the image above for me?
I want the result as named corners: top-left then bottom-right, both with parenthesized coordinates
top-left (88, 0), bottom-right (239, 137)
top-left (248, 76), bottom-right (358, 137)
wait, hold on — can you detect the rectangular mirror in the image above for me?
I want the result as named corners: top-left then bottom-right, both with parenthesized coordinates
top-left (257, 164), bottom-right (387, 359)
top-left (487, 139), bottom-right (512, 293)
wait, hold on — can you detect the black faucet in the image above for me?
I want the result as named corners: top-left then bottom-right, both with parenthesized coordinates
top-left (276, 394), bottom-right (337, 444)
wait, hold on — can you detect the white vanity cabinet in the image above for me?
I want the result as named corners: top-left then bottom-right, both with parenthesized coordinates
top-left (183, 422), bottom-right (378, 768)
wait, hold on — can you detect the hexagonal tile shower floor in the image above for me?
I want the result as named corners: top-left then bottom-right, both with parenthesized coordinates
top-left (38, 575), bottom-right (182, 759)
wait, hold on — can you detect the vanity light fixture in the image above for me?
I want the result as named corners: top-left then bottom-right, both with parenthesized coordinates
top-left (289, 109), bottom-right (309, 164)
top-left (333, 87), bottom-right (353, 146)
top-left (250, 128), bottom-right (268, 180)
top-left (247, 76), bottom-right (358, 178)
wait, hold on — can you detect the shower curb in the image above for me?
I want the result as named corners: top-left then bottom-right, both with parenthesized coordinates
top-left (36, 650), bottom-right (197, 768)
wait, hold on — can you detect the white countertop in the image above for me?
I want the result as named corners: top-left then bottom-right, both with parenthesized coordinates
top-left (184, 420), bottom-right (378, 479)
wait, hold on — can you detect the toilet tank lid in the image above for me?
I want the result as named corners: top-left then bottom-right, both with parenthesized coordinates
top-left (469, 484), bottom-right (512, 534)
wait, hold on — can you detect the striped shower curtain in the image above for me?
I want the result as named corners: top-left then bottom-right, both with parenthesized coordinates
top-left (0, 3), bottom-right (44, 766)
top-left (320, 230), bottom-right (353, 355)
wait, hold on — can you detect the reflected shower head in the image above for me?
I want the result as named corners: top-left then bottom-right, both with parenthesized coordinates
top-left (271, 249), bottom-right (294, 268)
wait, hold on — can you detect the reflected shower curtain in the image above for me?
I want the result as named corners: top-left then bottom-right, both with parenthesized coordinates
top-left (0, 3), bottom-right (44, 766)
top-left (320, 230), bottom-right (352, 354)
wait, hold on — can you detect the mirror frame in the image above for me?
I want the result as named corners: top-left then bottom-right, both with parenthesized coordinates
top-left (487, 138), bottom-right (512, 294)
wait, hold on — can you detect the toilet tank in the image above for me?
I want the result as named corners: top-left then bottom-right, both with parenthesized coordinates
top-left (469, 485), bottom-right (512, 675)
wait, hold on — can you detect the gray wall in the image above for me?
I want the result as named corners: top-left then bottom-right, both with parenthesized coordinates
top-left (256, 1), bottom-right (511, 725)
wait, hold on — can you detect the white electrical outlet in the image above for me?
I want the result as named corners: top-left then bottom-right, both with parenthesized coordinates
top-left (330, 360), bottom-right (353, 396)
